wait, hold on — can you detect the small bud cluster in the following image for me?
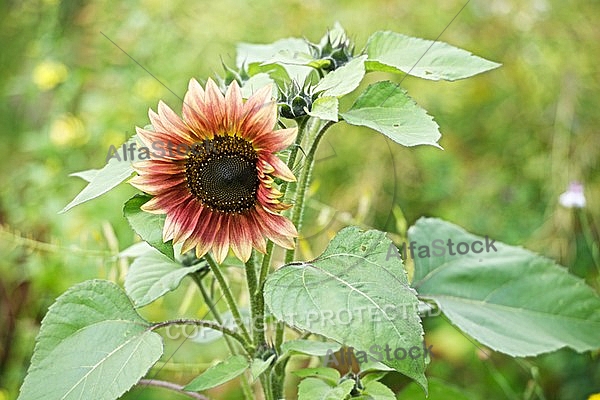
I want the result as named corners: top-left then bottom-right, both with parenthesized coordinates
top-left (216, 62), bottom-right (251, 91)
top-left (308, 30), bottom-right (355, 72)
top-left (278, 80), bottom-right (318, 119)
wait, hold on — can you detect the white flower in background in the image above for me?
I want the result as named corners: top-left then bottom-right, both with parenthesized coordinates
top-left (559, 181), bottom-right (586, 208)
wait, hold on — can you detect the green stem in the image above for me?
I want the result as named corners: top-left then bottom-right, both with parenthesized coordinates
top-left (191, 272), bottom-right (235, 350)
top-left (255, 117), bottom-right (312, 355)
top-left (245, 253), bottom-right (258, 296)
top-left (190, 272), bottom-right (255, 400)
top-left (245, 252), bottom-right (265, 349)
top-left (151, 319), bottom-right (250, 353)
top-left (137, 379), bottom-right (208, 400)
top-left (261, 373), bottom-right (274, 400)
top-left (270, 119), bottom-right (335, 400)
top-left (280, 116), bottom-right (309, 201)
top-left (284, 120), bottom-right (335, 264)
top-left (577, 209), bottom-right (600, 275)
top-left (258, 241), bottom-right (275, 292)
top-left (205, 254), bottom-right (252, 345)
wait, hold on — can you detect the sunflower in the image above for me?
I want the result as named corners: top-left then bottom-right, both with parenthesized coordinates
top-left (130, 78), bottom-right (298, 263)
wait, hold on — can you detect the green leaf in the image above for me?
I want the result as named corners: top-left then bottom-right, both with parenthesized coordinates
top-left (307, 96), bottom-right (339, 122)
top-left (240, 72), bottom-right (275, 98)
top-left (249, 355), bottom-right (275, 382)
top-left (237, 38), bottom-right (314, 83)
top-left (365, 31), bottom-right (501, 81)
top-left (398, 377), bottom-right (472, 400)
top-left (18, 280), bottom-right (163, 400)
top-left (281, 339), bottom-right (342, 357)
top-left (307, 56), bottom-right (367, 122)
top-left (409, 217), bottom-right (600, 356)
top-left (123, 194), bottom-right (174, 259)
top-left (247, 62), bottom-right (294, 89)
top-left (314, 56), bottom-right (367, 97)
top-left (69, 168), bottom-right (99, 182)
top-left (359, 380), bottom-right (396, 400)
top-left (293, 367), bottom-right (340, 386)
top-left (264, 226), bottom-right (427, 392)
top-left (298, 378), bottom-right (354, 400)
top-left (360, 371), bottom-right (388, 385)
top-left (125, 247), bottom-right (205, 307)
top-left (120, 241), bottom-right (155, 258)
top-left (341, 81), bottom-right (441, 148)
top-left (61, 136), bottom-right (137, 213)
top-left (358, 360), bottom-right (394, 374)
top-left (184, 355), bottom-right (249, 391)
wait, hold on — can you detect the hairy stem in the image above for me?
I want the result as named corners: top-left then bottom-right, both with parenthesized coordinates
top-left (285, 119), bottom-right (335, 264)
top-left (137, 379), bottom-right (209, 400)
top-left (271, 119), bottom-right (335, 399)
top-left (205, 254), bottom-right (252, 345)
top-left (245, 252), bottom-right (265, 349)
top-left (150, 319), bottom-right (251, 354)
top-left (191, 271), bottom-right (255, 400)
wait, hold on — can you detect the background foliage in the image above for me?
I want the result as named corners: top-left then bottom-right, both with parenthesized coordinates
top-left (1, 0), bottom-right (598, 399)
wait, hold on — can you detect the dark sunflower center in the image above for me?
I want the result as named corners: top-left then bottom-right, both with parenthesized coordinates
top-left (185, 136), bottom-right (259, 213)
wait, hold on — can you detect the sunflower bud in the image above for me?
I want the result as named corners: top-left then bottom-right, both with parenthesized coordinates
top-left (309, 30), bottom-right (355, 72)
top-left (278, 81), bottom-right (317, 119)
top-left (216, 62), bottom-right (250, 91)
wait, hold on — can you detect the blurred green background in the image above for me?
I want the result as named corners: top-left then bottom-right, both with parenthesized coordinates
top-left (1, 0), bottom-right (599, 399)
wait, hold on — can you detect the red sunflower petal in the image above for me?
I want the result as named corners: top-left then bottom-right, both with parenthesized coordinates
top-left (254, 206), bottom-right (298, 249)
top-left (185, 208), bottom-right (220, 257)
top-left (133, 160), bottom-right (185, 175)
top-left (259, 153), bottom-right (296, 182)
top-left (157, 101), bottom-right (194, 143)
top-left (203, 79), bottom-right (228, 134)
top-left (241, 86), bottom-right (277, 141)
top-left (182, 79), bottom-right (213, 140)
top-left (164, 200), bottom-right (204, 244)
top-left (211, 213), bottom-right (230, 263)
top-left (229, 213), bottom-right (254, 262)
top-left (139, 187), bottom-right (191, 213)
top-left (224, 80), bottom-right (243, 133)
top-left (130, 174), bottom-right (186, 194)
top-left (253, 127), bottom-right (297, 152)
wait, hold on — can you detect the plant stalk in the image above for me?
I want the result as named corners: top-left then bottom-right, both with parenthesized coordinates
top-left (205, 254), bottom-right (252, 345)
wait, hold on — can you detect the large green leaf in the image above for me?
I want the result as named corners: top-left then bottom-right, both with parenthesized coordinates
top-left (313, 55), bottom-right (367, 97)
top-left (184, 355), bottom-right (249, 391)
top-left (365, 31), bottom-right (501, 81)
top-left (236, 38), bottom-right (314, 83)
top-left (61, 136), bottom-right (137, 213)
top-left (123, 194), bottom-right (174, 259)
top-left (408, 217), bottom-right (600, 356)
top-left (341, 81), bottom-right (441, 148)
top-left (308, 56), bottom-right (367, 122)
top-left (125, 247), bottom-right (205, 307)
top-left (264, 226), bottom-right (427, 391)
top-left (18, 280), bottom-right (163, 400)
top-left (308, 96), bottom-right (339, 122)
